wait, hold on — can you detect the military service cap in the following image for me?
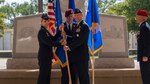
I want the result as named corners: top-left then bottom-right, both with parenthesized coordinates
top-left (65, 9), bottom-right (74, 17)
top-left (74, 8), bottom-right (82, 14)
top-left (41, 13), bottom-right (50, 20)
top-left (136, 10), bottom-right (148, 17)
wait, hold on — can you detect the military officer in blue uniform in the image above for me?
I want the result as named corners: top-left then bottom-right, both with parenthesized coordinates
top-left (37, 13), bottom-right (65, 84)
top-left (60, 9), bottom-right (77, 84)
top-left (135, 10), bottom-right (150, 84)
top-left (64, 8), bottom-right (90, 84)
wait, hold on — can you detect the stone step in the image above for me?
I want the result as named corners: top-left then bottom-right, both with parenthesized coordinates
top-left (0, 68), bottom-right (142, 84)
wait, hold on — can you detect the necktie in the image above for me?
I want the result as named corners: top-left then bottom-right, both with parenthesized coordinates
top-left (68, 24), bottom-right (71, 35)
top-left (68, 24), bottom-right (71, 32)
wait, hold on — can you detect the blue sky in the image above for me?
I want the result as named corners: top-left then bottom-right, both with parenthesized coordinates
top-left (5, 0), bottom-right (30, 4)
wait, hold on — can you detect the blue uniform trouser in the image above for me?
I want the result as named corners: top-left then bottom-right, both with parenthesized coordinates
top-left (140, 61), bottom-right (150, 84)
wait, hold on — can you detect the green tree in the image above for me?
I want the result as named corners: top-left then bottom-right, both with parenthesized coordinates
top-left (97, 0), bottom-right (117, 13)
top-left (0, 13), bottom-right (5, 37)
top-left (106, 0), bottom-right (150, 32)
top-left (15, 2), bottom-right (35, 15)
top-left (0, 3), bottom-right (17, 28)
top-left (0, 4), bottom-right (13, 19)
top-left (31, 0), bottom-right (38, 13)
top-left (0, 0), bottom-right (39, 28)
top-left (0, 0), bottom-right (5, 4)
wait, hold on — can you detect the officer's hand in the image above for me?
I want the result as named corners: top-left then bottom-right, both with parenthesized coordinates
top-left (91, 26), bottom-right (96, 34)
top-left (142, 56), bottom-right (148, 62)
top-left (64, 46), bottom-right (69, 51)
top-left (61, 31), bottom-right (66, 37)
top-left (61, 40), bottom-right (66, 46)
top-left (59, 24), bottom-right (64, 31)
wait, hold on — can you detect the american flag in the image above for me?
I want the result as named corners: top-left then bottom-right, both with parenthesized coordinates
top-left (48, 0), bottom-right (56, 36)
top-left (47, 0), bottom-right (58, 64)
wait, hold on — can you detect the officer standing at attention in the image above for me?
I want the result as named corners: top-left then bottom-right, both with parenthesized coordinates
top-left (135, 10), bottom-right (150, 84)
top-left (60, 9), bottom-right (77, 84)
top-left (64, 8), bottom-right (90, 84)
top-left (37, 13), bottom-right (65, 84)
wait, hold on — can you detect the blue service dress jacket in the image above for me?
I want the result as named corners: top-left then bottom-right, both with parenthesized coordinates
top-left (38, 26), bottom-right (61, 60)
top-left (137, 21), bottom-right (150, 61)
top-left (68, 20), bottom-right (90, 61)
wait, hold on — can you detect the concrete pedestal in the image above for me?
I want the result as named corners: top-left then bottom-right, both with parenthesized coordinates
top-left (93, 58), bottom-right (134, 68)
top-left (7, 58), bottom-right (134, 69)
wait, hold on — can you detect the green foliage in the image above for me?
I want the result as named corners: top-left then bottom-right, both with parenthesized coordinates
top-left (97, 0), bottom-right (117, 13)
top-left (15, 2), bottom-right (37, 15)
top-left (0, 3), bottom-right (17, 28)
top-left (106, 2), bottom-right (128, 15)
top-left (0, 13), bottom-right (5, 37)
top-left (15, 0), bottom-right (38, 15)
top-left (0, 0), bottom-right (5, 4)
top-left (0, 0), bottom-right (39, 28)
top-left (106, 0), bottom-right (150, 32)
top-left (0, 3), bottom-right (15, 19)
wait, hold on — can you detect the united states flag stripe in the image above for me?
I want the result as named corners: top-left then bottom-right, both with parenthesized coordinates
top-left (48, 0), bottom-right (56, 36)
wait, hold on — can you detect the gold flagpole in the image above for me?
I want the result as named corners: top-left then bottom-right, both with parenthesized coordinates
top-left (64, 48), bottom-right (72, 84)
top-left (91, 0), bottom-right (96, 83)
top-left (60, 24), bottom-right (72, 84)
top-left (92, 54), bottom-right (95, 84)
top-left (91, 25), bottom-right (95, 84)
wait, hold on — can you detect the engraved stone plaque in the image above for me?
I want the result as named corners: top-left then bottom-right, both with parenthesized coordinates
top-left (13, 14), bottom-right (41, 58)
top-left (100, 14), bottom-right (128, 57)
